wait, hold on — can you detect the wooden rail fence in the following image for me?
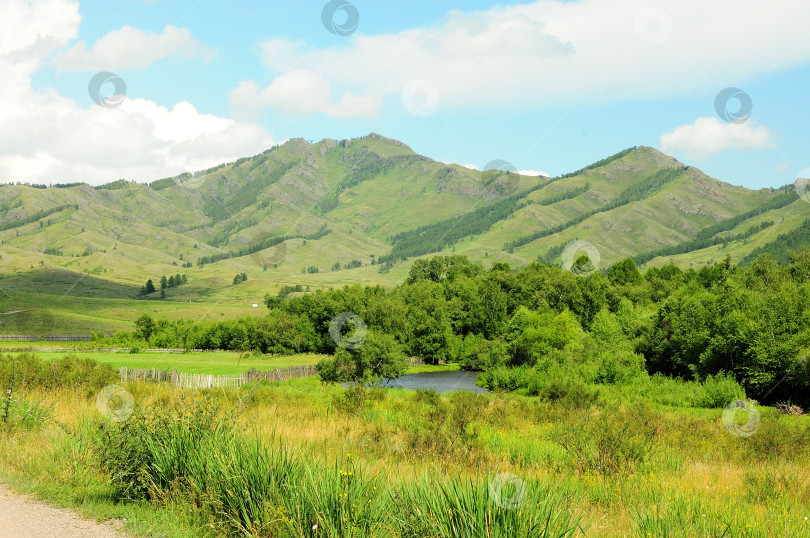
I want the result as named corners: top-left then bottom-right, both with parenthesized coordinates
top-left (0, 335), bottom-right (92, 341)
top-left (119, 365), bottom-right (318, 389)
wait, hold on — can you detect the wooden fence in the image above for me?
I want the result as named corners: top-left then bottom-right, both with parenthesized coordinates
top-left (119, 364), bottom-right (318, 389)
top-left (0, 335), bottom-right (91, 341)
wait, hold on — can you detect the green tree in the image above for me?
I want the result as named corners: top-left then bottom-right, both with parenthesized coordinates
top-left (505, 306), bottom-right (583, 367)
top-left (144, 279), bottom-right (156, 294)
top-left (134, 314), bottom-right (156, 341)
top-left (608, 258), bottom-right (641, 285)
top-left (316, 331), bottom-right (407, 383)
top-left (160, 275), bottom-right (168, 289)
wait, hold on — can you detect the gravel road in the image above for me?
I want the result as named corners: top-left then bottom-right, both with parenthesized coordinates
top-left (0, 486), bottom-right (125, 537)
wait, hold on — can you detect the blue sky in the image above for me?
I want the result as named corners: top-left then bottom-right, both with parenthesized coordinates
top-left (5, 0), bottom-right (810, 188)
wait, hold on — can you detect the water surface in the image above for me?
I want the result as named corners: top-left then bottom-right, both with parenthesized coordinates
top-left (379, 370), bottom-right (486, 393)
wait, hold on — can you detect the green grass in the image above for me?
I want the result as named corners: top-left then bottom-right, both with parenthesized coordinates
top-left (26, 350), bottom-right (325, 375)
top-left (0, 348), bottom-right (443, 376)
top-left (0, 357), bottom-right (809, 537)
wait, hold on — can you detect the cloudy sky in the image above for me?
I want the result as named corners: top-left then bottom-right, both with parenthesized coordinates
top-left (2, 0), bottom-right (809, 188)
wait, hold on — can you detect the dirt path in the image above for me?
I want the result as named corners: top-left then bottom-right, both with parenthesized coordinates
top-left (0, 486), bottom-right (125, 537)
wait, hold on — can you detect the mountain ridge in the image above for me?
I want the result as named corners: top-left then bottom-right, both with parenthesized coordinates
top-left (0, 133), bottom-right (806, 308)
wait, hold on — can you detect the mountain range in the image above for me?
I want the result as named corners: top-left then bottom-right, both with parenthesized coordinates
top-left (0, 133), bottom-right (808, 334)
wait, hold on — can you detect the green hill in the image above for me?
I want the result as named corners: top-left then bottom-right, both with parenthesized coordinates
top-left (1, 133), bottom-right (807, 333)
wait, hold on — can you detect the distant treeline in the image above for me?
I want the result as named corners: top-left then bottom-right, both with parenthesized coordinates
top-left (118, 250), bottom-right (810, 406)
top-left (693, 189), bottom-right (797, 242)
top-left (195, 225), bottom-right (331, 267)
top-left (553, 146), bottom-right (636, 181)
top-left (200, 161), bottom-right (298, 223)
top-left (94, 179), bottom-right (132, 190)
top-left (378, 189), bottom-right (538, 266)
top-left (505, 167), bottom-right (684, 252)
top-left (632, 189), bottom-right (799, 265)
top-left (0, 204), bottom-right (75, 232)
top-left (633, 220), bottom-right (775, 266)
top-left (741, 218), bottom-right (810, 265)
top-left (536, 183), bottom-right (591, 206)
top-left (378, 148), bottom-right (637, 266)
top-left (317, 152), bottom-right (395, 213)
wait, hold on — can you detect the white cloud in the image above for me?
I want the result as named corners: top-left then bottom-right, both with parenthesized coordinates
top-left (229, 69), bottom-right (381, 119)
top-left (252, 0), bottom-right (810, 112)
top-left (52, 24), bottom-right (215, 71)
top-left (660, 117), bottom-right (775, 160)
top-left (447, 162), bottom-right (549, 177)
top-left (0, 0), bottom-right (275, 185)
top-left (516, 169), bottom-right (550, 177)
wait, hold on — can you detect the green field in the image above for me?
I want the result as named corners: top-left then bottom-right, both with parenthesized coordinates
top-left (0, 346), bottom-right (452, 376)
top-left (32, 349), bottom-right (324, 375)
top-left (0, 361), bottom-right (807, 537)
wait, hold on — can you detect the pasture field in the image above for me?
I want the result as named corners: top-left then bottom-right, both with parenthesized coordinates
top-left (0, 356), bottom-right (808, 537)
top-left (0, 289), bottom-right (270, 336)
top-left (28, 349), bottom-right (324, 375)
top-left (0, 347), bottom-right (450, 375)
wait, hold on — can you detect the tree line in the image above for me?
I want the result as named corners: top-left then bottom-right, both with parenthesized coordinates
top-left (504, 168), bottom-right (684, 252)
top-left (114, 251), bottom-right (810, 405)
top-left (138, 274), bottom-right (187, 296)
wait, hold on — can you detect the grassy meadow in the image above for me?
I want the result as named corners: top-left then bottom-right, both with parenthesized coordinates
top-left (0, 354), bottom-right (808, 537)
top-left (8, 349), bottom-right (324, 375)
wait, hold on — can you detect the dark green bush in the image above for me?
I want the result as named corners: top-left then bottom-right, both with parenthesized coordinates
top-left (0, 353), bottom-right (117, 394)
